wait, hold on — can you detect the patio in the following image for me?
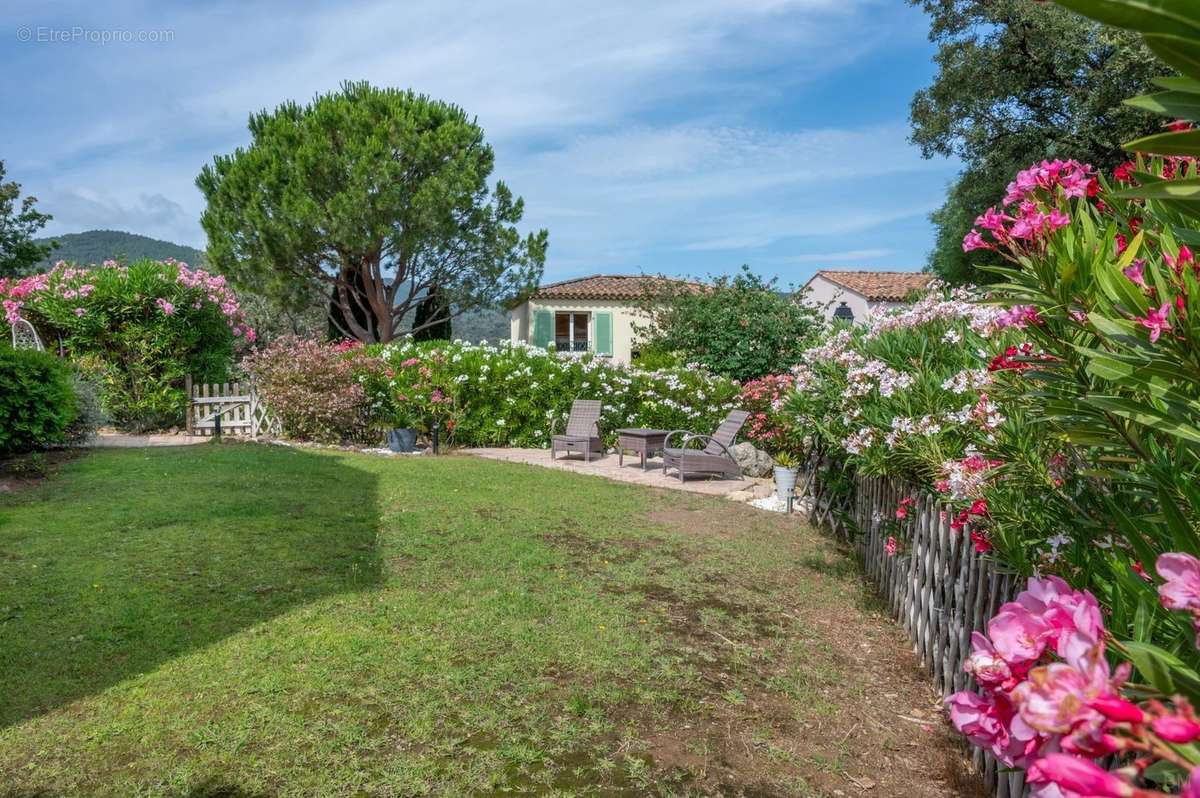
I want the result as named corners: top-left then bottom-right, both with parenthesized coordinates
top-left (465, 446), bottom-right (770, 500)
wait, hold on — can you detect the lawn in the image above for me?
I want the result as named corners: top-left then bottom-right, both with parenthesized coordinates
top-left (0, 444), bottom-right (970, 797)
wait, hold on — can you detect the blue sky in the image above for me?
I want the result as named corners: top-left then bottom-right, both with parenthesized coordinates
top-left (2, 0), bottom-right (958, 286)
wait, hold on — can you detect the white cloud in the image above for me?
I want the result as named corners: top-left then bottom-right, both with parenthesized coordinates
top-left (2, 0), bottom-right (954, 277)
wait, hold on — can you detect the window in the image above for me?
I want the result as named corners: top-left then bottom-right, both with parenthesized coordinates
top-left (554, 312), bottom-right (589, 352)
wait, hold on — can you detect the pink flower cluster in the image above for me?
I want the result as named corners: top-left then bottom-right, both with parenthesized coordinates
top-left (963, 160), bottom-right (1095, 253)
top-left (949, 559), bottom-right (1200, 798)
top-left (174, 262), bottom-right (255, 342)
top-left (0, 272), bottom-right (51, 324)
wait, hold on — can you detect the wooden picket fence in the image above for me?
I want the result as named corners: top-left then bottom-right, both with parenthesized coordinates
top-left (800, 460), bottom-right (1027, 798)
top-left (185, 376), bottom-right (281, 438)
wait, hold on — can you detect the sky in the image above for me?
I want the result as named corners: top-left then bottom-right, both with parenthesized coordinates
top-left (1, 0), bottom-right (959, 287)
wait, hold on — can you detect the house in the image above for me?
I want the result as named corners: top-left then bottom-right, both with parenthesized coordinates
top-left (508, 274), bottom-right (698, 364)
top-left (802, 270), bottom-right (935, 323)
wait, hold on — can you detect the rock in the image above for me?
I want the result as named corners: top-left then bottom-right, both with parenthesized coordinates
top-left (726, 489), bottom-right (755, 503)
top-left (730, 442), bottom-right (773, 478)
top-left (750, 483), bottom-right (774, 499)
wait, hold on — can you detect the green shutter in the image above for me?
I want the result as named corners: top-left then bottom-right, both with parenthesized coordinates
top-left (595, 312), bottom-right (613, 355)
top-left (532, 309), bottom-right (553, 349)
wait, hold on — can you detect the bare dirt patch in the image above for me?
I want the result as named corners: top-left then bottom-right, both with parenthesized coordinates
top-left (554, 492), bottom-right (983, 797)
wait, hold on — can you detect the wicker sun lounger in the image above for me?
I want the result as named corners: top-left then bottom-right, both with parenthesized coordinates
top-left (662, 409), bottom-right (750, 482)
top-left (550, 399), bottom-right (604, 462)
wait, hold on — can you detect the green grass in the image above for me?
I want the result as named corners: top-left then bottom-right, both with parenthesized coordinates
top-left (0, 444), bottom-right (949, 797)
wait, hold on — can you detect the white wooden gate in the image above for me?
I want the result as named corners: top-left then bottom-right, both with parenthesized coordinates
top-left (185, 376), bottom-right (280, 438)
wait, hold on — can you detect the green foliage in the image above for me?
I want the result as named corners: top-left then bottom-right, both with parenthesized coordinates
top-left (909, 0), bottom-right (1170, 283)
top-left (0, 347), bottom-right (77, 454)
top-left (362, 339), bottom-right (742, 448)
top-left (197, 81), bottom-right (548, 343)
top-left (0, 160), bottom-right (53, 278)
top-left (32, 230), bottom-right (203, 271)
top-left (635, 266), bottom-right (824, 382)
top-left (3, 259), bottom-right (248, 431)
top-left (241, 337), bottom-right (381, 444)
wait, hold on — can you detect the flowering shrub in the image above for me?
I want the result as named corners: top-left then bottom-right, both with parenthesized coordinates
top-left (364, 339), bottom-right (741, 448)
top-left (949, 559), bottom-right (1200, 796)
top-left (783, 287), bottom-right (1012, 489)
top-left (241, 336), bottom-right (381, 443)
top-left (0, 259), bottom-right (254, 430)
top-left (0, 346), bottom-right (78, 454)
top-left (739, 374), bottom-right (807, 455)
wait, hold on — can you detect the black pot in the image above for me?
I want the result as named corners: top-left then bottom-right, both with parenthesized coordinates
top-left (387, 428), bottom-right (418, 453)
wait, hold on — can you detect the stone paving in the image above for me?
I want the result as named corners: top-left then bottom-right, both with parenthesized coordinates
top-left (87, 433), bottom-right (210, 447)
top-left (464, 446), bottom-right (774, 501)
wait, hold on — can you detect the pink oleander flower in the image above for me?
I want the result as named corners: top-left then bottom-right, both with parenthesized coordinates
top-left (885, 537), bottom-right (898, 557)
top-left (1139, 303), bottom-right (1172, 343)
top-left (1185, 768), bottom-right (1200, 798)
top-left (1123, 260), bottom-right (1147, 289)
top-left (963, 230), bottom-right (991, 252)
top-left (74, 307), bottom-right (86, 317)
top-left (1152, 714), bottom-right (1200, 743)
top-left (947, 689), bottom-right (1044, 768)
top-left (964, 631), bottom-right (1018, 689)
top-left (1012, 633), bottom-right (1113, 735)
top-left (971, 529), bottom-right (993, 554)
top-left (155, 297), bottom-right (176, 316)
top-left (989, 602), bottom-right (1051, 664)
top-left (1157, 553), bottom-right (1200, 629)
top-left (1027, 754), bottom-right (1137, 798)
top-left (895, 496), bottom-right (915, 520)
top-left (1166, 245), bottom-right (1195, 273)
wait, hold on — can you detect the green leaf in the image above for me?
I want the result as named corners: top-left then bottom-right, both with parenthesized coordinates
top-left (1090, 396), bottom-right (1200, 444)
top-left (1114, 177), bottom-right (1200, 200)
top-left (1122, 639), bottom-right (1200, 704)
top-left (1052, 0), bottom-right (1200, 38)
top-left (1146, 34), bottom-right (1200, 83)
top-left (1152, 76), bottom-right (1200, 94)
top-left (1126, 90), bottom-right (1200, 119)
top-left (1125, 129), bottom-right (1200, 157)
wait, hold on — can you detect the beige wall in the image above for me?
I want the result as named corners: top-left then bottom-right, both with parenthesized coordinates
top-left (803, 275), bottom-right (902, 322)
top-left (508, 298), bottom-right (651, 364)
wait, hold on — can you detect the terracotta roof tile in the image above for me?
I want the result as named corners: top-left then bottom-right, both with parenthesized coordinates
top-left (531, 274), bottom-right (702, 301)
top-left (815, 270), bottom-right (934, 302)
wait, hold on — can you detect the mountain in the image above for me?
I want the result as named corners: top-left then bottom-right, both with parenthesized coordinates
top-left (34, 230), bottom-right (205, 268)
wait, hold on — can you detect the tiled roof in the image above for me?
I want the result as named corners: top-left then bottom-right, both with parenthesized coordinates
top-left (530, 274), bottom-right (702, 301)
top-left (814, 270), bottom-right (934, 302)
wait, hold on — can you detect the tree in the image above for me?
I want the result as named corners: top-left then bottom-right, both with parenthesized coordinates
top-left (411, 288), bottom-right (452, 341)
top-left (634, 266), bottom-right (824, 383)
top-left (909, 0), bottom-right (1170, 283)
top-left (0, 160), bottom-right (54, 277)
top-left (197, 82), bottom-right (548, 343)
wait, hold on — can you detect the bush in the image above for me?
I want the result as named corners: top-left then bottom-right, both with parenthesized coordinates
top-left (635, 265), bottom-right (824, 382)
top-left (0, 259), bottom-right (254, 431)
top-left (739, 374), bottom-right (807, 456)
top-left (241, 337), bottom-right (381, 443)
top-left (0, 347), bottom-right (78, 454)
top-left (365, 339), bottom-right (742, 448)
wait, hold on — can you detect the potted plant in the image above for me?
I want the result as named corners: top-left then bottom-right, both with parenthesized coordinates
top-left (772, 450), bottom-right (801, 502)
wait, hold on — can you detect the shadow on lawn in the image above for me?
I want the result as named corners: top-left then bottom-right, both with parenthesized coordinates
top-left (0, 443), bottom-right (382, 729)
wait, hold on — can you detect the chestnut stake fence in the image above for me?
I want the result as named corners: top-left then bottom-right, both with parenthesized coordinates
top-left (801, 461), bottom-right (1026, 798)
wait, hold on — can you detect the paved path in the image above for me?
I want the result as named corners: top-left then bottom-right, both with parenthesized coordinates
top-left (464, 446), bottom-right (768, 499)
top-left (86, 433), bottom-right (210, 448)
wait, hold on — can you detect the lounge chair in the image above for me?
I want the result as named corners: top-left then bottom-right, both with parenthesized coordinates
top-left (662, 409), bottom-right (750, 481)
top-left (550, 399), bottom-right (604, 462)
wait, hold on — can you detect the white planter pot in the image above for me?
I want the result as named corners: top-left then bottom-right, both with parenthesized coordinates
top-left (773, 465), bottom-right (799, 502)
